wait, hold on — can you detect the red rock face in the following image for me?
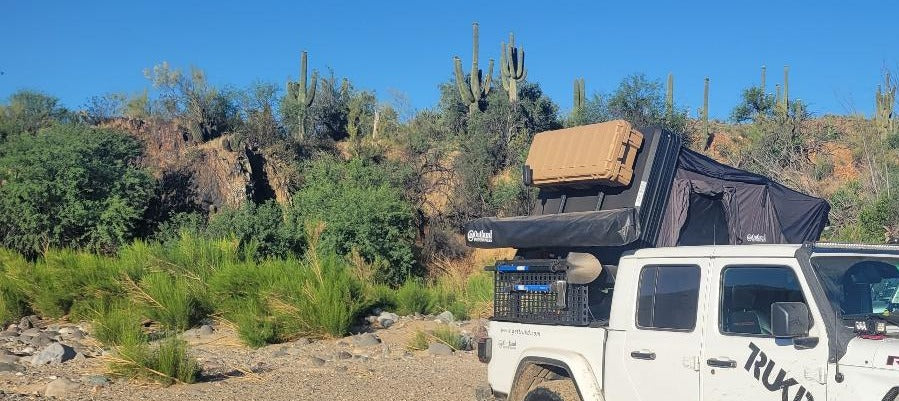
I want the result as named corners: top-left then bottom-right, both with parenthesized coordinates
top-left (100, 118), bottom-right (290, 211)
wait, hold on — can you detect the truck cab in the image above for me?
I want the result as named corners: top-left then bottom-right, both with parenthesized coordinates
top-left (481, 243), bottom-right (899, 401)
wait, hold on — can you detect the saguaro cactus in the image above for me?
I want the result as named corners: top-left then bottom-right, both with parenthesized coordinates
top-left (782, 65), bottom-right (790, 112)
top-left (760, 65), bottom-right (766, 93)
top-left (702, 77), bottom-right (710, 136)
top-left (500, 32), bottom-right (527, 103)
top-left (875, 71), bottom-right (896, 136)
top-left (573, 78), bottom-right (585, 111)
top-left (286, 51), bottom-right (318, 140)
top-left (665, 73), bottom-right (674, 117)
top-left (453, 23), bottom-right (494, 115)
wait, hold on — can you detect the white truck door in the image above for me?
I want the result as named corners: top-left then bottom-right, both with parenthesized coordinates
top-left (702, 258), bottom-right (829, 401)
top-left (605, 259), bottom-right (708, 401)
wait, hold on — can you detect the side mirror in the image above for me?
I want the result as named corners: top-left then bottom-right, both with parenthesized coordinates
top-left (771, 302), bottom-right (811, 338)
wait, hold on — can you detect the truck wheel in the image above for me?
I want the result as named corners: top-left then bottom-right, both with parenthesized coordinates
top-left (522, 379), bottom-right (581, 401)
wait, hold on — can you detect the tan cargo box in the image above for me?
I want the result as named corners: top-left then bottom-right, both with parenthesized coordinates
top-left (525, 120), bottom-right (644, 187)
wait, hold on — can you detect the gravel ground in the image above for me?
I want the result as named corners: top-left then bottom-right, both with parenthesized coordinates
top-left (0, 317), bottom-right (489, 401)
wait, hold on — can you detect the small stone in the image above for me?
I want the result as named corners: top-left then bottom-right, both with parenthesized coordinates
top-left (427, 343), bottom-right (454, 356)
top-left (83, 375), bottom-right (109, 386)
top-left (272, 348), bottom-right (288, 357)
top-left (336, 351), bottom-right (353, 360)
top-left (380, 318), bottom-right (395, 328)
top-left (352, 333), bottom-right (381, 347)
top-left (31, 343), bottom-right (77, 365)
top-left (68, 330), bottom-right (84, 340)
top-left (0, 331), bottom-right (18, 339)
top-left (21, 346), bottom-right (35, 355)
top-left (307, 356), bottom-right (326, 367)
top-left (0, 362), bottom-right (24, 373)
top-left (197, 325), bottom-right (214, 336)
top-left (335, 365), bottom-right (348, 372)
top-left (365, 315), bottom-right (378, 324)
top-left (294, 338), bottom-right (310, 346)
top-left (18, 317), bottom-right (32, 330)
top-left (45, 377), bottom-right (79, 398)
top-left (436, 311), bottom-right (455, 323)
top-left (5, 324), bottom-right (18, 331)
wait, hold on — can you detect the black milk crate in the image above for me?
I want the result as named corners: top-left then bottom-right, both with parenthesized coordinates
top-left (492, 267), bottom-right (590, 326)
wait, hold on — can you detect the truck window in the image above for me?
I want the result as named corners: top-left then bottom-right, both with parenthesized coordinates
top-left (636, 265), bottom-right (701, 331)
top-left (720, 266), bottom-right (806, 336)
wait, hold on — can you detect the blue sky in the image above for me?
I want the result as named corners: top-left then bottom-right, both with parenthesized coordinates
top-left (1, 0), bottom-right (896, 120)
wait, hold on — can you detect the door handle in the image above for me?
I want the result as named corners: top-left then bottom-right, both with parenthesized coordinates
top-left (630, 351), bottom-right (656, 360)
top-left (706, 358), bottom-right (737, 368)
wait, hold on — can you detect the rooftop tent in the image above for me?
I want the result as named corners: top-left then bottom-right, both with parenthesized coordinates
top-left (658, 148), bottom-right (831, 246)
top-left (464, 123), bottom-right (830, 253)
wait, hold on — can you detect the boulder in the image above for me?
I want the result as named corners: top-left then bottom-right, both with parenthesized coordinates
top-left (20, 328), bottom-right (40, 337)
top-left (197, 325), bottom-right (214, 336)
top-left (29, 333), bottom-right (55, 347)
top-left (435, 311), bottom-right (455, 324)
top-left (83, 375), bottom-right (109, 387)
top-left (427, 343), bottom-right (454, 356)
top-left (377, 312), bottom-right (399, 328)
top-left (31, 343), bottom-right (77, 365)
top-left (18, 317), bottom-right (32, 330)
top-left (45, 377), bottom-right (79, 398)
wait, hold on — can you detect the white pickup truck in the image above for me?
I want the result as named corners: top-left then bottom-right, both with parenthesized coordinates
top-left (479, 243), bottom-right (899, 401)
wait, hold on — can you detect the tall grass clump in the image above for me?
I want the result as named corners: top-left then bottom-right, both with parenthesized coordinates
top-left (108, 336), bottom-right (200, 385)
top-left (0, 249), bottom-right (30, 325)
top-left (131, 272), bottom-right (207, 332)
top-left (92, 300), bottom-right (147, 347)
top-left (406, 325), bottom-right (465, 351)
top-left (267, 224), bottom-right (368, 339)
top-left (395, 280), bottom-right (435, 316)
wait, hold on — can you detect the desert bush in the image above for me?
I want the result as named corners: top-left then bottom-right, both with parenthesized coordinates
top-left (92, 300), bottom-right (147, 347)
top-left (395, 280), bottom-right (435, 316)
top-left (0, 90), bottom-right (69, 135)
top-left (109, 336), bottom-right (200, 385)
top-left (133, 272), bottom-right (207, 332)
top-left (406, 326), bottom-right (465, 351)
top-left (144, 62), bottom-right (237, 142)
top-left (291, 157), bottom-right (418, 286)
top-left (0, 124), bottom-right (154, 256)
top-left (205, 201), bottom-right (304, 259)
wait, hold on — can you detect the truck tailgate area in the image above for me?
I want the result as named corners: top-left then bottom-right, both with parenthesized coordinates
top-left (486, 321), bottom-right (607, 397)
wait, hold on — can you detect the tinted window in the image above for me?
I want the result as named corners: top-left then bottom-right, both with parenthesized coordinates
top-left (637, 265), bottom-right (701, 330)
top-left (721, 266), bottom-right (806, 335)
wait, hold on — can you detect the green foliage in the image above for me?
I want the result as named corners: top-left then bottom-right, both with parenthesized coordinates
top-left (0, 124), bottom-right (154, 256)
top-left (0, 90), bottom-right (69, 137)
top-left (407, 330), bottom-right (430, 350)
top-left (0, 250), bottom-right (30, 326)
top-left (92, 300), bottom-right (147, 347)
top-left (83, 93), bottom-right (126, 124)
top-left (395, 280), bottom-right (435, 315)
top-left (731, 86), bottom-right (776, 123)
top-left (291, 157), bottom-right (417, 285)
top-left (205, 201), bottom-right (304, 259)
top-left (145, 62), bottom-right (237, 142)
top-left (137, 272), bottom-right (206, 332)
top-left (110, 336), bottom-right (200, 385)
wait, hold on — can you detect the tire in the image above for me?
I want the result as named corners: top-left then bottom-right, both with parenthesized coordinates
top-left (522, 379), bottom-right (581, 401)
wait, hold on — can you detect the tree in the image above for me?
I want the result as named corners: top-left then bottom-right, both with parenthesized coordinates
top-left (0, 91), bottom-right (69, 140)
top-left (731, 86), bottom-right (775, 123)
top-left (0, 124), bottom-right (154, 256)
top-left (144, 62), bottom-right (237, 142)
top-left (290, 157), bottom-right (418, 285)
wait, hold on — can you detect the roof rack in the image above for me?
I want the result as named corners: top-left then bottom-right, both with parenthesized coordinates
top-left (803, 242), bottom-right (899, 252)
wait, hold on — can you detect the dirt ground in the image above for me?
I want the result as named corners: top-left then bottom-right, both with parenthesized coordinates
top-left (0, 318), bottom-right (489, 401)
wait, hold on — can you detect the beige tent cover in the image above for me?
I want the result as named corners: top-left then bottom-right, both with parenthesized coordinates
top-left (525, 120), bottom-right (644, 187)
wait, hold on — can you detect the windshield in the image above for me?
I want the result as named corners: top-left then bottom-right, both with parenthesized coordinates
top-left (810, 255), bottom-right (899, 324)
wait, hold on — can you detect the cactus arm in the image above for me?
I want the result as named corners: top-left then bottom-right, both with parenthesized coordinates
top-left (306, 70), bottom-right (318, 107)
top-left (453, 56), bottom-right (475, 104)
top-left (484, 58), bottom-right (493, 96)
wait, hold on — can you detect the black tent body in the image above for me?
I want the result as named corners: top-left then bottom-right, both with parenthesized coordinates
top-left (465, 128), bottom-right (830, 262)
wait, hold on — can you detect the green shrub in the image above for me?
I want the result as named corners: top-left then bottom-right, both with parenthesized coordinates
top-left (137, 272), bottom-right (206, 332)
top-left (92, 301), bottom-right (147, 347)
top-left (0, 249), bottom-right (30, 325)
top-left (291, 157), bottom-right (418, 286)
top-left (205, 201), bottom-right (304, 259)
top-left (0, 124), bottom-right (154, 256)
top-left (887, 131), bottom-right (899, 150)
top-left (268, 249), bottom-right (367, 339)
top-left (223, 299), bottom-right (277, 348)
top-left (395, 280), bottom-right (434, 316)
top-left (110, 336), bottom-right (200, 385)
top-left (406, 330), bottom-right (430, 350)
top-left (431, 325), bottom-right (465, 350)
